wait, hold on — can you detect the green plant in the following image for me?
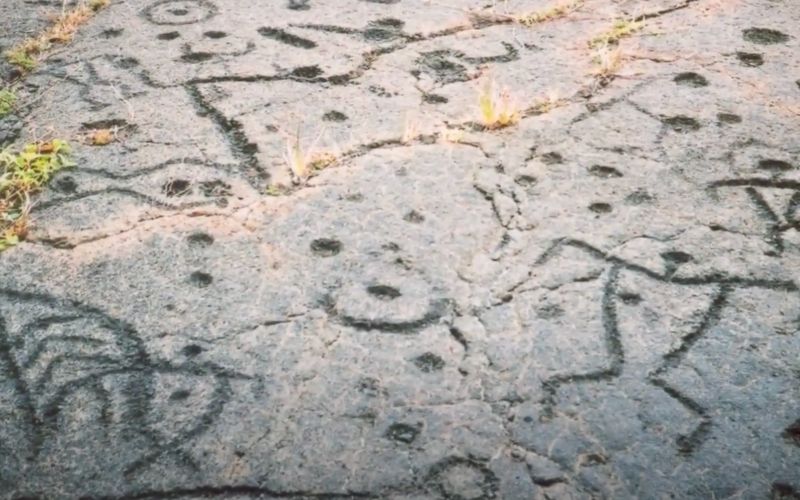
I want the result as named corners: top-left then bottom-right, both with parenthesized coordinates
top-left (0, 140), bottom-right (75, 250)
top-left (590, 19), bottom-right (643, 48)
top-left (0, 89), bottom-right (17, 117)
top-left (479, 78), bottom-right (519, 129)
top-left (5, 49), bottom-right (37, 71)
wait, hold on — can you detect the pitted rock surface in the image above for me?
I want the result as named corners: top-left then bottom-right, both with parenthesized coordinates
top-left (1, 0), bottom-right (799, 498)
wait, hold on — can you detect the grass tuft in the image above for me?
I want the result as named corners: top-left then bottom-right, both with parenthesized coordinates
top-left (4, 0), bottom-right (111, 73)
top-left (591, 43), bottom-right (623, 81)
top-left (0, 89), bottom-right (18, 118)
top-left (0, 140), bottom-right (75, 250)
top-left (517, 0), bottom-right (583, 25)
top-left (284, 127), bottom-right (335, 183)
top-left (479, 78), bottom-right (519, 130)
top-left (590, 19), bottom-right (643, 48)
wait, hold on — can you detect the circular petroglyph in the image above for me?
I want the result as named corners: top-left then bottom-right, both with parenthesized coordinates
top-left (143, 0), bottom-right (218, 25)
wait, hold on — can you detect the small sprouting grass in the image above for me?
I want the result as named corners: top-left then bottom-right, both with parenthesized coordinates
top-left (439, 126), bottom-right (465, 145)
top-left (284, 127), bottom-right (335, 183)
top-left (4, 0), bottom-right (111, 73)
top-left (0, 89), bottom-right (18, 118)
top-left (591, 43), bottom-right (623, 81)
top-left (517, 0), bottom-right (583, 26)
top-left (479, 78), bottom-right (519, 130)
top-left (0, 140), bottom-right (75, 250)
top-left (530, 92), bottom-right (567, 115)
top-left (590, 19), bottom-right (643, 48)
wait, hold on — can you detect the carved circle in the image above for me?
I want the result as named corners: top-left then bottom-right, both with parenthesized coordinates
top-left (143, 0), bottom-right (218, 25)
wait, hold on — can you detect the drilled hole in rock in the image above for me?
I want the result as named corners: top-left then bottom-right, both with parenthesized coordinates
top-left (182, 344), bottom-right (204, 357)
top-left (82, 118), bottom-right (129, 130)
top-left (514, 174), bottom-right (537, 187)
top-left (382, 242), bottom-right (400, 252)
top-left (589, 202), bottom-right (612, 214)
top-left (385, 423), bottom-right (420, 444)
top-left (189, 271), bottom-right (213, 288)
top-left (169, 8), bottom-right (189, 15)
top-left (113, 57), bottom-right (139, 69)
top-left (162, 179), bottom-right (191, 197)
top-left (187, 232), bottom-right (214, 247)
top-left (413, 352), bottom-right (445, 372)
top-left (583, 453), bottom-right (608, 466)
top-left (772, 483), bottom-right (798, 499)
top-left (423, 93), bottom-right (448, 104)
top-left (416, 51), bottom-right (469, 84)
top-left (364, 28), bottom-right (395, 42)
top-left (204, 30), bottom-right (227, 38)
top-left (743, 27), bottom-right (790, 44)
top-left (322, 110), bottom-right (348, 122)
top-left (291, 65), bottom-right (323, 79)
top-left (345, 193), bottom-right (364, 202)
top-left (782, 419), bottom-right (800, 447)
top-left (182, 52), bottom-right (214, 63)
top-left (55, 176), bottom-right (78, 193)
top-left (717, 113), bottom-right (742, 124)
top-left (258, 27), bottom-right (317, 49)
top-left (588, 165), bottom-right (623, 178)
top-left (536, 303), bottom-right (564, 319)
top-left (736, 52), bottom-right (763, 67)
top-left (541, 152), bottom-right (563, 164)
top-left (625, 189), bottom-right (654, 205)
top-left (673, 72), bottom-right (708, 87)
top-left (662, 115), bottom-right (701, 132)
top-left (758, 159), bottom-right (793, 171)
top-left (158, 31), bottom-right (181, 40)
top-left (619, 292), bottom-right (642, 305)
top-left (364, 18), bottom-right (404, 42)
top-left (661, 251), bottom-right (693, 264)
top-left (310, 238), bottom-right (342, 257)
top-left (357, 377), bottom-right (383, 397)
top-left (374, 18), bottom-right (404, 28)
top-left (101, 28), bottom-right (124, 38)
top-left (169, 389), bottom-right (191, 401)
top-left (403, 210), bottom-right (425, 223)
top-left (367, 285), bottom-right (401, 301)
top-left (288, 0), bottom-right (310, 9)
top-left (199, 180), bottom-right (232, 197)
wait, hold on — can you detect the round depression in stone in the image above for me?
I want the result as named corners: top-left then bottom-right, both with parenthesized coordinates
top-left (142, 0), bottom-right (218, 25)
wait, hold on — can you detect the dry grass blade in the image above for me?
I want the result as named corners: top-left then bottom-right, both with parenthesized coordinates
top-left (4, 0), bottom-right (111, 73)
top-left (479, 78), bottom-right (520, 130)
top-left (517, 0), bottom-right (584, 26)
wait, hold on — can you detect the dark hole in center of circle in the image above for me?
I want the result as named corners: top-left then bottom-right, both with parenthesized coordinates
top-left (189, 271), bottom-right (213, 288)
top-left (661, 251), bottom-right (693, 264)
top-left (310, 238), bottom-right (342, 257)
top-left (168, 8), bottom-right (189, 15)
top-left (367, 285), bottom-right (401, 301)
top-left (163, 179), bottom-right (191, 196)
